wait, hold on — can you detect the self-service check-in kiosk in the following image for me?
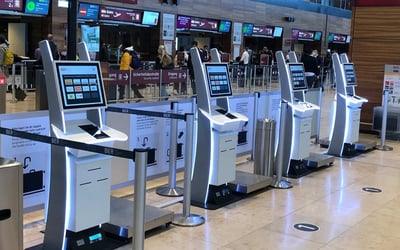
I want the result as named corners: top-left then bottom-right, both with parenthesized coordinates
top-left (37, 40), bottom-right (129, 249)
top-left (287, 51), bottom-right (335, 169)
top-left (190, 47), bottom-right (248, 209)
top-left (209, 48), bottom-right (273, 193)
top-left (326, 53), bottom-right (375, 157)
top-left (275, 51), bottom-right (323, 178)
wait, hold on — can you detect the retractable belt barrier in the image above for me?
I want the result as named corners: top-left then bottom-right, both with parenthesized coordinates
top-left (105, 106), bottom-right (187, 121)
top-left (0, 107), bottom-right (189, 160)
top-left (0, 126), bottom-right (135, 160)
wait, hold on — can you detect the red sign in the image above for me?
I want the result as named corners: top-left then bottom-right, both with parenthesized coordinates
top-left (99, 6), bottom-right (142, 23)
top-left (131, 70), bottom-right (160, 84)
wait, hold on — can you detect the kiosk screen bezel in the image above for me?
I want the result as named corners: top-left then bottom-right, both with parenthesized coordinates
top-left (343, 63), bottom-right (357, 86)
top-left (204, 63), bottom-right (233, 98)
top-left (288, 63), bottom-right (308, 91)
top-left (54, 61), bottom-right (107, 111)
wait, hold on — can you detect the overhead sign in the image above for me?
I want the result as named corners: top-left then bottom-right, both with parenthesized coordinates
top-left (0, 0), bottom-right (23, 11)
top-left (99, 6), bottom-right (142, 23)
top-left (109, 69), bottom-right (188, 86)
top-left (190, 17), bottom-right (218, 31)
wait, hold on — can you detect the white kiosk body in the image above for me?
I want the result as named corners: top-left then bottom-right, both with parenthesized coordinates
top-left (327, 53), bottom-right (371, 157)
top-left (275, 51), bottom-right (320, 178)
top-left (190, 47), bottom-right (248, 209)
top-left (38, 41), bottom-right (128, 249)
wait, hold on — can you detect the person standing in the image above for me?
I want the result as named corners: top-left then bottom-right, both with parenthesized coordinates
top-left (155, 44), bottom-right (174, 99)
top-left (119, 41), bottom-right (144, 100)
top-left (239, 47), bottom-right (250, 65)
top-left (260, 46), bottom-right (273, 65)
top-left (301, 48), bottom-right (319, 88)
top-left (187, 40), bottom-right (206, 95)
top-left (47, 33), bottom-right (59, 60)
top-left (0, 35), bottom-right (11, 77)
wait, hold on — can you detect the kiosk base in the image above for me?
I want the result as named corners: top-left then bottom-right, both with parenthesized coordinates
top-left (228, 170), bottom-right (273, 194)
top-left (304, 153), bottom-right (335, 168)
top-left (65, 227), bottom-right (129, 250)
top-left (320, 138), bottom-right (376, 157)
top-left (354, 140), bottom-right (376, 151)
top-left (191, 184), bottom-right (243, 210)
top-left (341, 143), bottom-right (358, 157)
top-left (102, 196), bottom-right (174, 238)
top-left (284, 159), bottom-right (311, 178)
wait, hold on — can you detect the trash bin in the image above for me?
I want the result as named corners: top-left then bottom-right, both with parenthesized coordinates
top-left (253, 118), bottom-right (276, 176)
top-left (0, 157), bottom-right (23, 250)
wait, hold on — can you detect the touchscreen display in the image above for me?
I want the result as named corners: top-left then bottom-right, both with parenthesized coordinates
top-left (343, 63), bottom-right (357, 86)
top-left (55, 61), bottom-right (107, 110)
top-left (205, 63), bottom-right (232, 97)
top-left (288, 63), bottom-right (307, 90)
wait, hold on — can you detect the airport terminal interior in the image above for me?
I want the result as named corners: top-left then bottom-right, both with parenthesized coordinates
top-left (11, 85), bottom-right (400, 249)
top-left (2, 1), bottom-right (400, 250)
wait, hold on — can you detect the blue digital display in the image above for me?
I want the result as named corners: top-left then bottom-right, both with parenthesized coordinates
top-left (78, 3), bottom-right (100, 20)
top-left (25, 0), bottom-right (50, 15)
top-left (314, 31), bottom-right (322, 41)
top-left (243, 23), bottom-right (254, 36)
top-left (273, 26), bottom-right (283, 37)
top-left (219, 20), bottom-right (231, 33)
top-left (142, 11), bottom-right (159, 26)
top-left (88, 233), bottom-right (102, 244)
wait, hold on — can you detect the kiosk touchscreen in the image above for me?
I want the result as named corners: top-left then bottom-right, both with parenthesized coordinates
top-left (190, 47), bottom-right (248, 209)
top-left (288, 63), bottom-right (308, 91)
top-left (343, 63), bottom-right (357, 86)
top-left (326, 53), bottom-right (373, 157)
top-left (205, 63), bottom-right (232, 98)
top-left (55, 61), bottom-right (106, 111)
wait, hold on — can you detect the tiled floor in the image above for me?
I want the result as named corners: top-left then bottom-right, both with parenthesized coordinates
top-left (7, 89), bottom-right (400, 249)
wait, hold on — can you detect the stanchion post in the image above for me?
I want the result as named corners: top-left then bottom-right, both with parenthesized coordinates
top-left (133, 149), bottom-right (148, 250)
top-left (271, 101), bottom-right (293, 189)
top-left (172, 113), bottom-right (205, 226)
top-left (376, 89), bottom-right (393, 151)
top-left (156, 102), bottom-right (184, 196)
